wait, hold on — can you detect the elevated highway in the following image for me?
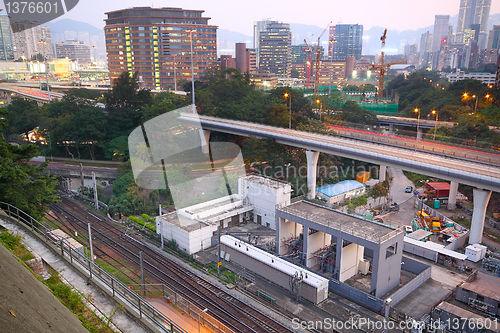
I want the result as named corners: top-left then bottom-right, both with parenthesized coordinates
top-left (178, 113), bottom-right (500, 245)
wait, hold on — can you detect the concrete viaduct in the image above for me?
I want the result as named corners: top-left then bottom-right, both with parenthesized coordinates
top-left (178, 112), bottom-right (500, 246)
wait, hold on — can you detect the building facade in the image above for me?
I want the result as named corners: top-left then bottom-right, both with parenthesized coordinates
top-left (12, 24), bottom-right (53, 61)
top-left (331, 24), bottom-right (363, 61)
top-left (54, 40), bottom-right (91, 65)
top-left (432, 15), bottom-right (450, 53)
top-left (0, 16), bottom-right (14, 61)
top-left (258, 21), bottom-right (291, 78)
top-left (104, 7), bottom-right (217, 90)
top-left (456, 0), bottom-right (491, 49)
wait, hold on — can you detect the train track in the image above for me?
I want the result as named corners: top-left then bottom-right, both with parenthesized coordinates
top-left (49, 197), bottom-right (293, 333)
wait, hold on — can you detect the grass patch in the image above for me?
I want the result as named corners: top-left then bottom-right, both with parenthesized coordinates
top-left (206, 262), bottom-right (236, 284)
top-left (44, 273), bottom-right (114, 333)
top-left (94, 258), bottom-right (137, 285)
top-left (455, 217), bottom-right (471, 228)
top-left (403, 171), bottom-right (431, 188)
top-left (0, 230), bottom-right (34, 261)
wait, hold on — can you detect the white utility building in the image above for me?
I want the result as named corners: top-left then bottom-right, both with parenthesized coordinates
top-left (316, 180), bottom-right (366, 205)
top-left (156, 175), bottom-right (291, 254)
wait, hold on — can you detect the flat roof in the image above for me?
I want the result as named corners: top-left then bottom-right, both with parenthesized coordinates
top-left (427, 182), bottom-right (450, 191)
top-left (404, 237), bottom-right (468, 261)
top-left (407, 229), bottom-right (432, 240)
top-left (317, 180), bottom-right (365, 198)
top-left (221, 235), bottom-right (328, 289)
top-left (278, 201), bottom-right (401, 243)
top-left (245, 175), bottom-right (290, 190)
top-left (436, 301), bottom-right (499, 329)
top-left (461, 282), bottom-right (500, 302)
top-left (161, 212), bottom-right (207, 232)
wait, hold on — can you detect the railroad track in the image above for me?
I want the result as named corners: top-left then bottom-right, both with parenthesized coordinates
top-left (49, 197), bottom-right (293, 333)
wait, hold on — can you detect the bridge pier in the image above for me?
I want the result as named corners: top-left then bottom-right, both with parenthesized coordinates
top-left (379, 165), bottom-right (386, 183)
top-left (200, 129), bottom-right (211, 154)
top-left (306, 150), bottom-right (319, 199)
top-left (417, 128), bottom-right (423, 141)
top-left (388, 124), bottom-right (393, 131)
top-left (5, 92), bottom-right (11, 103)
top-left (448, 181), bottom-right (459, 210)
top-left (469, 188), bottom-right (492, 245)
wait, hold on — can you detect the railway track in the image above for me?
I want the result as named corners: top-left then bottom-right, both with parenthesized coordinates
top-left (49, 197), bottom-right (293, 333)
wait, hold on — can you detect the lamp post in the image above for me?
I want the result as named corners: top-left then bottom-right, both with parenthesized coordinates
top-left (198, 308), bottom-right (208, 333)
top-left (316, 99), bottom-right (323, 121)
top-left (431, 110), bottom-right (438, 140)
top-left (38, 40), bottom-right (51, 102)
top-left (472, 94), bottom-right (478, 115)
top-left (187, 29), bottom-right (196, 114)
top-left (414, 108), bottom-right (420, 145)
top-left (173, 54), bottom-right (177, 91)
top-left (328, 39), bottom-right (337, 99)
top-left (284, 92), bottom-right (291, 129)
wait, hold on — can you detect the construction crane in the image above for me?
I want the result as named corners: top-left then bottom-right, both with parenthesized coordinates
top-left (303, 39), bottom-right (314, 89)
top-left (314, 21), bottom-right (332, 99)
top-left (369, 28), bottom-right (406, 99)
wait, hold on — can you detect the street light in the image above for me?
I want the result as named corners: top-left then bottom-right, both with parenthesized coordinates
top-left (187, 29), bottom-right (196, 114)
top-left (284, 92), bottom-right (291, 129)
top-left (316, 99), bottom-right (323, 121)
top-left (328, 38), bottom-right (337, 99)
top-left (38, 40), bottom-right (50, 102)
top-left (414, 108), bottom-right (421, 144)
top-left (173, 54), bottom-right (177, 91)
top-left (198, 308), bottom-right (208, 333)
top-left (472, 94), bottom-right (478, 115)
top-left (431, 110), bottom-right (438, 140)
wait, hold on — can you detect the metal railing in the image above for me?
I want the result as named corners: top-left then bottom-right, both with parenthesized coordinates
top-left (0, 201), bottom-right (187, 333)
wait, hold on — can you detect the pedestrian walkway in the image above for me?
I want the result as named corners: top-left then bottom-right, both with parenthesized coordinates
top-left (0, 214), bottom-right (147, 333)
top-left (146, 299), bottom-right (212, 333)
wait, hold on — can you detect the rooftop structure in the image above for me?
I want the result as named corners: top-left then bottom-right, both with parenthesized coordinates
top-left (316, 181), bottom-right (366, 205)
top-left (276, 201), bottom-right (404, 297)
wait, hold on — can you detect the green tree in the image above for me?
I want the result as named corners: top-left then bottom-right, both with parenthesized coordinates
top-left (4, 98), bottom-right (42, 140)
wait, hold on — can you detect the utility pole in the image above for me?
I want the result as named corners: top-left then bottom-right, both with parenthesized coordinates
top-left (140, 251), bottom-right (146, 296)
top-left (92, 172), bottom-right (98, 210)
top-left (217, 226), bottom-right (221, 276)
top-left (80, 163), bottom-right (84, 193)
top-left (159, 204), bottom-right (164, 249)
top-left (88, 223), bottom-right (94, 263)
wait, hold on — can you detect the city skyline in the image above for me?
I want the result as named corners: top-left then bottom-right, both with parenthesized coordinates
top-left (2, 0), bottom-right (500, 37)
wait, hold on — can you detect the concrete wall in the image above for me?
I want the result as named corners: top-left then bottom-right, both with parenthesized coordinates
top-left (244, 177), bottom-right (291, 230)
top-left (403, 240), bottom-right (438, 262)
top-left (328, 278), bottom-right (385, 313)
top-left (277, 217), bottom-right (302, 255)
top-left (371, 237), bottom-right (404, 297)
top-left (340, 243), bottom-right (364, 282)
top-left (156, 217), bottom-right (217, 254)
top-left (390, 257), bottom-right (432, 306)
top-left (306, 231), bottom-right (331, 268)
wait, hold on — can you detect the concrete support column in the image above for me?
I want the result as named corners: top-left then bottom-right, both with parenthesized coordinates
top-left (200, 129), bottom-right (211, 154)
top-left (416, 128), bottom-right (423, 141)
top-left (388, 124), bottom-right (393, 131)
top-left (306, 150), bottom-right (320, 199)
top-left (370, 250), bottom-right (380, 296)
top-left (6, 92), bottom-right (11, 103)
top-left (448, 181), bottom-right (459, 210)
top-left (335, 238), bottom-right (343, 280)
top-left (469, 188), bottom-right (492, 245)
top-left (379, 165), bottom-right (386, 183)
top-left (302, 226), bottom-right (309, 266)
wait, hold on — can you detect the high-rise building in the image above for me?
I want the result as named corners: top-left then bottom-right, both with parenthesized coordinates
top-left (234, 43), bottom-right (256, 74)
top-left (54, 40), bottom-right (91, 64)
top-left (0, 15), bottom-right (14, 61)
top-left (12, 24), bottom-right (53, 60)
top-left (331, 24), bottom-right (363, 61)
top-left (258, 21), bottom-right (291, 77)
top-left (104, 7), bottom-right (217, 90)
top-left (456, 0), bottom-right (491, 49)
top-left (419, 31), bottom-right (433, 68)
top-left (487, 25), bottom-right (500, 50)
top-left (432, 15), bottom-right (450, 53)
top-left (253, 19), bottom-right (274, 67)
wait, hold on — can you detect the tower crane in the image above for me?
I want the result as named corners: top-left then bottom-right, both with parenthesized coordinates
top-left (303, 39), bottom-right (314, 89)
top-left (369, 28), bottom-right (406, 99)
top-left (314, 21), bottom-right (332, 99)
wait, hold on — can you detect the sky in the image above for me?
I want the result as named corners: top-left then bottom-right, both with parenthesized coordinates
top-left (3, 0), bottom-right (500, 35)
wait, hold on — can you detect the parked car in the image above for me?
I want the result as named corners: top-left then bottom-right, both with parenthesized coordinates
top-left (405, 186), bottom-right (413, 193)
